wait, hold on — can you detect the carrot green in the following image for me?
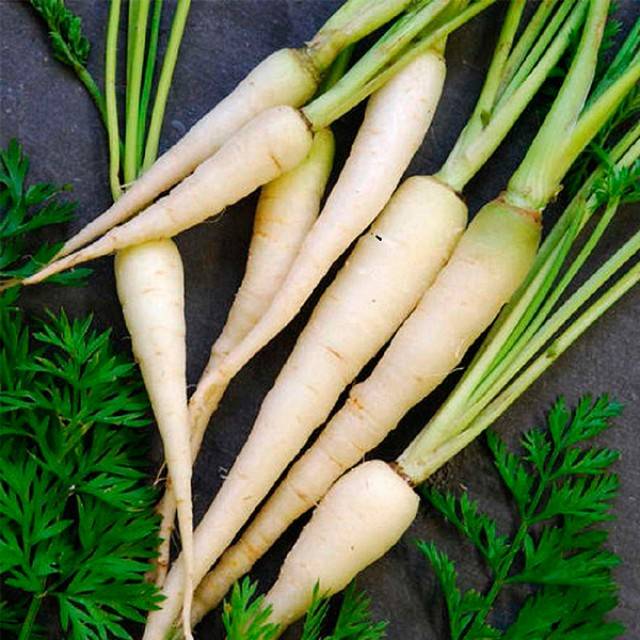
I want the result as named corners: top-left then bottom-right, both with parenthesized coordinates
top-left (421, 395), bottom-right (624, 640)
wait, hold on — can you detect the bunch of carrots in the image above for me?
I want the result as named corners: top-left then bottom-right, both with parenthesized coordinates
top-left (11, 0), bottom-right (639, 638)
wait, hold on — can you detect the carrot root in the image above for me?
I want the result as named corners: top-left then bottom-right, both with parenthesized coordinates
top-left (265, 461), bottom-right (418, 628)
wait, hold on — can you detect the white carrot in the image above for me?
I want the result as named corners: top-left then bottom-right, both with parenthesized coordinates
top-left (189, 49), bottom-right (447, 445)
top-left (23, 106), bottom-right (314, 286)
top-left (153, 128), bottom-right (335, 587)
top-left (209, 128), bottom-right (336, 367)
top-left (265, 460), bottom-right (418, 628)
top-left (113, 239), bottom-right (195, 638)
top-left (56, 0), bottom-right (414, 257)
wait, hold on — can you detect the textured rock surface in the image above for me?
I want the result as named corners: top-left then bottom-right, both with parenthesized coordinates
top-left (1, 1), bottom-right (638, 637)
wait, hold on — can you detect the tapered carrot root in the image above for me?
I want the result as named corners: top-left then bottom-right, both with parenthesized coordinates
top-left (202, 51), bottom-right (447, 395)
top-left (153, 478), bottom-right (178, 587)
top-left (146, 174), bottom-right (464, 638)
top-left (212, 128), bottom-right (335, 362)
top-left (265, 461), bottom-right (418, 628)
top-left (188, 175), bottom-right (467, 620)
top-left (152, 130), bottom-right (335, 588)
top-left (23, 107), bottom-right (313, 286)
top-left (113, 240), bottom-right (194, 638)
top-left (58, 49), bottom-right (319, 258)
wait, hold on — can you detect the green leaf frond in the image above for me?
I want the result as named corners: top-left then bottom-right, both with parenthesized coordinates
top-left (504, 586), bottom-right (623, 640)
top-left (0, 139), bottom-right (88, 287)
top-left (223, 579), bottom-right (386, 640)
top-left (0, 300), bottom-right (160, 639)
top-left (300, 584), bottom-right (330, 640)
top-left (422, 489), bottom-right (510, 572)
top-left (419, 395), bottom-right (623, 639)
top-left (328, 582), bottom-right (387, 640)
top-left (417, 542), bottom-right (498, 640)
top-left (29, 0), bottom-right (91, 68)
top-left (222, 579), bottom-right (279, 640)
top-left (28, 1), bottom-right (109, 131)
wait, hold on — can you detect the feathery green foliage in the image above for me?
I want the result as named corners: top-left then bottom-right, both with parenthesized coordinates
top-left (305, 582), bottom-right (387, 640)
top-left (0, 139), bottom-right (88, 287)
top-left (28, 0), bottom-right (109, 127)
top-left (29, 0), bottom-right (90, 67)
top-left (565, 12), bottom-right (640, 200)
top-left (222, 579), bottom-right (387, 640)
top-left (420, 396), bottom-right (624, 640)
top-left (222, 579), bottom-right (280, 640)
top-left (0, 297), bottom-right (161, 639)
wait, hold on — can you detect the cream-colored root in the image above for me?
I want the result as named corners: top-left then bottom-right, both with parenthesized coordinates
top-left (208, 51), bottom-right (447, 391)
top-left (150, 383), bottom-right (227, 589)
top-left (213, 129), bottom-right (335, 361)
top-left (152, 130), bottom-right (334, 588)
top-left (145, 174), bottom-right (463, 639)
top-left (265, 461), bottom-right (418, 629)
top-left (25, 106), bottom-right (313, 286)
top-left (114, 240), bottom-right (194, 639)
top-left (397, 200), bottom-right (542, 478)
top-left (189, 175), bottom-right (467, 620)
top-left (153, 482), bottom-right (175, 587)
top-left (59, 49), bottom-right (319, 257)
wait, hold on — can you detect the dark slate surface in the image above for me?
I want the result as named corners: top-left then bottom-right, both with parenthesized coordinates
top-left (1, 1), bottom-right (639, 638)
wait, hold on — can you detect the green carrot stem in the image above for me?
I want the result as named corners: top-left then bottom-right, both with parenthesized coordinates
top-left (471, 0), bottom-right (527, 123)
top-left (435, 0), bottom-right (528, 189)
top-left (73, 64), bottom-right (110, 131)
top-left (497, 0), bottom-right (581, 106)
top-left (124, 0), bottom-right (151, 183)
top-left (142, 0), bottom-right (192, 171)
top-left (303, 0), bottom-right (497, 130)
top-left (506, 0), bottom-right (610, 210)
top-left (415, 254), bottom-right (640, 482)
top-left (499, 0), bottom-right (558, 91)
top-left (126, 0), bottom-right (139, 83)
top-left (563, 54), bottom-right (640, 177)
top-left (588, 17), bottom-right (640, 106)
top-left (437, 0), bottom-right (586, 191)
top-left (18, 594), bottom-right (42, 640)
top-left (306, 0), bottom-right (415, 73)
top-left (105, 0), bottom-right (123, 200)
top-left (317, 45), bottom-right (354, 96)
top-left (472, 197), bottom-right (620, 403)
top-left (303, 0), bottom-right (451, 128)
top-left (137, 0), bottom-right (164, 170)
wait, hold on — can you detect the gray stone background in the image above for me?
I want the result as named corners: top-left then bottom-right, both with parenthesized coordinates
top-left (1, 1), bottom-right (638, 638)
